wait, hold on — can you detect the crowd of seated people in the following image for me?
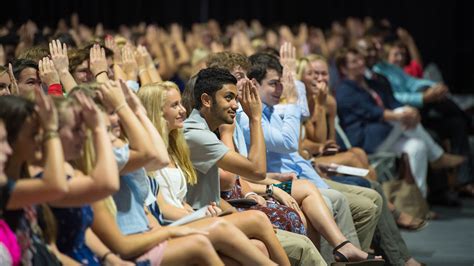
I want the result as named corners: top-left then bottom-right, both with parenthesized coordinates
top-left (0, 14), bottom-right (472, 266)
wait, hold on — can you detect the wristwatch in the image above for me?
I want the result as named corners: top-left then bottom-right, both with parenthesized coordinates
top-left (265, 184), bottom-right (274, 197)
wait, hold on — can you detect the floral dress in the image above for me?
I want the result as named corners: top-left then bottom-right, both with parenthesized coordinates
top-left (221, 178), bottom-right (306, 235)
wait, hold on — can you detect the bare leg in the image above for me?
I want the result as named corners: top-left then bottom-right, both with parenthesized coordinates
top-left (348, 147), bottom-right (370, 166)
top-left (220, 210), bottom-right (291, 266)
top-left (292, 180), bottom-right (381, 261)
top-left (161, 235), bottom-right (224, 266)
top-left (186, 217), bottom-right (277, 265)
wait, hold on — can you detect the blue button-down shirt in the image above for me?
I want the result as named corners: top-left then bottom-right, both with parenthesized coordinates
top-left (373, 61), bottom-right (435, 107)
top-left (237, 103), bottom-right (329, 189)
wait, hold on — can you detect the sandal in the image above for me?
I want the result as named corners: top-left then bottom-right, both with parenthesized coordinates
top-left (331, 240), bottom-right (385, 266)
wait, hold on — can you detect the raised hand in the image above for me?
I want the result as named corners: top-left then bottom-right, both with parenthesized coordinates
top-left (135, 45), bottom-right (153, 69)
top-left (210, 41), bottom-right (224, 53)
top-left (239, 79), bottom-right (262, 121)
top-left (39, 57), bottom-right (60, 86)
top-left (89, 44), bottom-right (108, 79)
top-left (279, 25), bottom-right (295, 43)
top-left (170, 23), bottom-right (183, 41)
top-left (121, 45), bottom-right (138, 81)
top-left (118, 79), bottom-right (145, 114)
top-left (396, 28), bottom-right (414, 44)
top-left (98, 80), bottom-right (127, 111)
top-left (34, 88), bottom-right (58, 131)
top-left (49, 39), bottom-right (69, 74)
top-left (279, 42), bottom-right (296, 75)
top-left (105, 35), bottom-right (122, 66)
top-left (280, 66), bottom-right (298, 104)
top-left (74, 91), bottom-right (104, 130)
top-left (7, 63), bottom-right (20, 95)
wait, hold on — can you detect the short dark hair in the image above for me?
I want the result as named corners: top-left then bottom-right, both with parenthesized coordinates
top-left (248, 53), bottom-right (283, 84)
top-left (11, 59), bottom-right (38, 80)
top-left (193, 67), bottom-right (237, 110)
top-left (182, 74), bottom-right (198, 116)
top-left (334, 47), bottom-right (361, 76)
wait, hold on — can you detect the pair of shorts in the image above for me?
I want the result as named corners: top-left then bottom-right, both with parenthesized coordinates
top-left (135, 241), bottom-right (168, 266)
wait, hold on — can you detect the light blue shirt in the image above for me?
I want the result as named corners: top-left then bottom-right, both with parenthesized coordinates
top-left (237, 103), bottom-right (329, 189)
top-left (373, 61), bottom-right (435, 107)
top-left (113, 144), bottom-right (150, 235)
top-left (274, 80), bottom-right (310, 120)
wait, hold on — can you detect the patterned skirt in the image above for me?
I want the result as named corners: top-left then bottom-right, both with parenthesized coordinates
top-left (221, 179), bottom-right (306, 235)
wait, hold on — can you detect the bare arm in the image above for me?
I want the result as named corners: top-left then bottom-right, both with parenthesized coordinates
top-left (156, 189), bottom-right (192, 221)
top-left (91, 200), bottom-right (172, 259)
top-left (50, 39), bottom-right (77, 93)
top-left (7, 89), bottom-right (68, 209)
top-left (397, 28), bottom-right (423, 66)
top-left (99, 80), bottom-right (157, 174)
top-left (136, 109), bottom-right (170, 170)
top-left (91, 200), bottom-right (209, 259)
top-left (217, 80), bottom-right (266, 181)
top-left (90, 44), bottom-right (110, 83)
top-left (49, 92), bottom-right (119, 207)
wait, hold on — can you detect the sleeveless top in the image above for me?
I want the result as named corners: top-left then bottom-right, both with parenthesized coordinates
top-left (155, 166), bottom-right (187, 208)
top-left (35, 172), bottom-right (99, 265)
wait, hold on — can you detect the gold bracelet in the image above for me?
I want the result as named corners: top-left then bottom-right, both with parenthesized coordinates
top-left (43, 130), bottom-right (59, 142)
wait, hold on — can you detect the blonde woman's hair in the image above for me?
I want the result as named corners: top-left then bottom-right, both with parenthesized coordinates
top-left (296, 54), bottom-right (328, 81)
top-left (137, 81), bottom-right (198, 185)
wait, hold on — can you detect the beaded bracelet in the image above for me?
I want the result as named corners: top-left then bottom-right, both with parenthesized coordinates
top-left (43, 130), bottom-right (59, 142)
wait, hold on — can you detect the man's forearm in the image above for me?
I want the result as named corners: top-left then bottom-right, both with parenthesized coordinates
top-left (247, 117), bottom-right (267, 175)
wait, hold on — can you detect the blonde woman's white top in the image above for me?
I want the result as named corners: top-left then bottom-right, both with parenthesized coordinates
top-left (155, 166), bottom-right (187, 209)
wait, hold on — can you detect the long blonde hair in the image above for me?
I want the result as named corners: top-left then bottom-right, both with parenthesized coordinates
top-left (137, 82), bottom-right (198, 185)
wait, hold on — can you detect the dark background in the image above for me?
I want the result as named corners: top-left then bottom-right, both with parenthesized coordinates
top-left (2, 0), bottom-right (473, 93)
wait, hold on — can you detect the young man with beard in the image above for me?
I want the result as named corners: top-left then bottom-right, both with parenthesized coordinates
top-left (184, 67), bottom-right (325, 266)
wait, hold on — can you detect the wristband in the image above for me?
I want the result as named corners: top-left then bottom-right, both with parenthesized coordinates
top-left (100, 251), bottom-right (113, 263)
top-left (94, 70), bottom-right (108, 79)
top-left (265, 184), bottom-right (274, 197)
top-left (47, 83), bottom-right (63, 96)
top-left (244, 192), bottom-right (258, 199)
top-left (43, 130), bottom-right (59, 142)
